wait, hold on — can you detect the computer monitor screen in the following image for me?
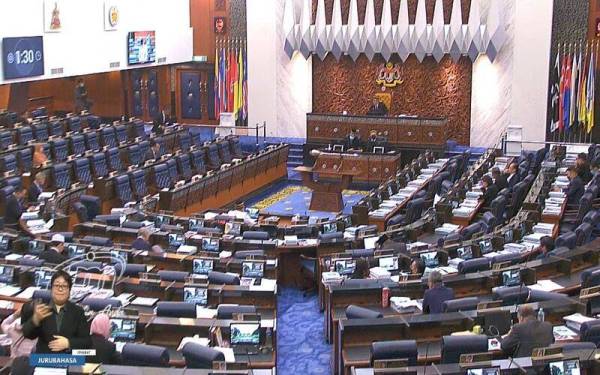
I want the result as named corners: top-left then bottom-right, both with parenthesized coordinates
top-left (547, 359), bottom-right (580, 375)
top-left (420, 251), bottom-right (439, 268)
top-left (0, 236), bottom-right (8, 252)
top-left (184, 286), bottom-right (208, 306)
top-left (479, 240), bottom-right (493, 255)
top-left (224, 222), bottom-right (241, 236)
top-left (154, 215), bottom-right (171, 228)
top-left (378, 256), bottom-right (398, 271)
top-left (322, 222), bottom-right (337, 234)
top-left (28, 240), bottom-right (45, 254)
top-left (242, 261), bottom-right (264, 278)
top-left (504, 229), bottom-right (514, 243)
top-left (202, 238), bottom-right (220, 252)
top-left (67, 244), bottom-right (86, 258)
top-left (364, 236), bottom-right (380, 250)
top-left (168, 233), bottom-right (185, 248)
top-left (189, 218), bottom-right (204, 232)
top-left (457, 246), bottom-right (473, 260)
top-left (34, 270), bottom-right (53, 288)
top-left (334, 259), bottom-right (356, 276)
top-left (109, 318), bottom-right (137, 341)
top-left (193, 258), bottom-right (214, 275)
top-left (332, 144), bottom-right (344, 152)
top-left (246, 208), bottom-right (259, 220)
top-left (230, 323), bottom-right (260, 346)
top-left (373, 146), bottom-right (384, 154)
top-left (111, 250), bottom-right (127, 264)
top-left (0, 265), bottom-right (14, 284)
top-left (502, 269), bottom-right (521, 287)
top-left (466, 367), bottom-right (500, 375)
top-left (341, 215), bottom-right (352, 227)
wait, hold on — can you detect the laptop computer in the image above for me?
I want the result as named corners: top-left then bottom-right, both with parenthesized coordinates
top-left (202, 237), bottom-right (220, 252)
top-left (34, 269), bottom-right (54, 288)
top-left (183, 286), bottom-right (208, 307)
top-left (547, 358), bottom-right (580, 375)
top-left (241, 260), bottom-right (265, 286)
top-left (334, 259), bottom-right (356, 276)
top-left (168, 233), bottom-right (185, 250)
top-left (192, 258), bottom-right (214, 276)
top-left (377, 256), bottom-right (398, 272)
top-left (230, 322), bottom-right (260, 354)
top-left (189, 218), bottom-right (204, 232)
top-left (466, 366), bottom-right (501, 375)
top-left (110, 317), bottom-right (137, 352)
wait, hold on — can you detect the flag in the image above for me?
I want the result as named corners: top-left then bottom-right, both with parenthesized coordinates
top-left (570, 51), bottom-right (578, 128)
top-left (243, 44), bottom-right (248, 121)
top-left (220, 46), bottom-right (227, 112)
top-left (228, 47), bottom-right (237, 112)
top-left (578, 47), bottom-right (588, 127)
top-left (563, 53), bottom-right (572, 132)
top-left (215, 47), bottom-right (221, 120)
top-left (550, 52), bottom-right (560, 133)
top-left (559, 52), bottom-right (566, 131)
top-left (237, 46), bottom-right (244, 121)
top-left (233, 47), bottom-right (240, 120)
top-left (587, 46), bottom-right (596, 133)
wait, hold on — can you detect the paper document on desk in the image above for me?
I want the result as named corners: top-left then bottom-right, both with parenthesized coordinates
top-left (196, 306), bottom-right (217, 319)
top-left (528, 279), bottom-right (564, 292)
top-left (0, 285), bottom-right (21, 297)
top-left (34, 368), bottom-right (67, 375)
top-left (4, 253), bottom-right (22, 261)
top-left (564, 313), bottom-right (596, 332)
top-left (17, 287), bottom-right (38, 300)
top-left (553, 325), bottom-right (578, 340)
top-left (213, 347), bottom-right (236, 363)
top-left (249, 278), bottom-right (276, 292)
top-left (130, 297), bottom-right (158, 306)
top-left (177, 336), bottom-right (211, 351)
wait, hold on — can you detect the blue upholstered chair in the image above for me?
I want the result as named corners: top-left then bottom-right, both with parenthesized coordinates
top-left (371, 340), bottom-right (418, 366)
top-left (182, 343), bottom-right (225, 369)
top-left (441, 335), bottom-right (488, 364)
top-left (121, 343), bottom-right (169, 367)
top-left (156, 302), bottom-right (196, 318)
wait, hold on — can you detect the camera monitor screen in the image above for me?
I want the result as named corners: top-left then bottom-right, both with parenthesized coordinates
top-left (189, 218), bottom-right (204, 232)
top-left (420, 251), bottom-right (439, 268)
top-left (224, 222), bottom-right (241, 236)
top-left (0, 236), bottom-right (8, 252)
top-left (193, 258), bottom-right (214, 275)
top-left (479, 240), bottom-right (493, 255)
top-left (322, 222), bottom-right (337, 234)
top-left (246, 208), bottom-right (259, 220)
top-left (201, 238), bottom-right (220, 252)
top-left (0, 265), bottom-right (14, 284)
top-left (504, 229), bottom-right (514, 243)
top-left (28, 240), bottom-right (46, 254)
top-left (502, 269), bottom-right (521, 287)
top-left (34, 269), bottom-right (53, 288)
top-left (183, 286), bottom-right (208, 306)
top-left (230, 322), bottom-right (260, 346)
top-left (127, 31), bottom-right (156, 65)
top-left (242, 261), bottom-right (264, 278)
top-left (334, 259), bottom-right (356, 276)
top-left (154, 215), bottom-right (171, 228)
top-left (457, 246), bottom-right (473, 260)
top-left (466, 367), bottom-right (500, 375)
top-left (67, 244), bottom-right (86, 258)
top-left (109, 318), bottom-right (137, 341)
top-left (168, 233), bottom-right (185, 249)
top-left (547, 359), bottom-right (580, 375)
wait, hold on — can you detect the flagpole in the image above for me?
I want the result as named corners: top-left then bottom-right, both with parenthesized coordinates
top-left (578, 40), bottom-right (583, 144)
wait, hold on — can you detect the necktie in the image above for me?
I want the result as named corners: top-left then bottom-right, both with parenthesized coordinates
top-left (56, 308), bottom-right (64, 332)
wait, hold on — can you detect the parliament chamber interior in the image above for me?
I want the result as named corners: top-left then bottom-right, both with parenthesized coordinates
top-left (1, 0), bottom-right (600, 374)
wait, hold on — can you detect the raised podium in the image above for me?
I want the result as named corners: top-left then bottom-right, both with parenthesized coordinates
top-left (294, 152), bottom-right (363, 212)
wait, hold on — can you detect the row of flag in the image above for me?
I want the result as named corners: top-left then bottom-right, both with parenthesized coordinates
top-left (550, 42), bottom-right (597, 134)
top-left (215, 40), bottom-right (248, 123)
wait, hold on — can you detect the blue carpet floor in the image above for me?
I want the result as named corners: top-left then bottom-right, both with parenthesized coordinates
top-left (277, 287), bottom-right (331, 374)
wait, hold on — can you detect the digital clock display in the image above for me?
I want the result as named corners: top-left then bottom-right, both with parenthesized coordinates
top-left (2, 36), bottom-right (44, 80)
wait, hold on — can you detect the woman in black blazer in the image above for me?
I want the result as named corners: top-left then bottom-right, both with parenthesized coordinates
top-left (89, 313), bottom-right (120, 364)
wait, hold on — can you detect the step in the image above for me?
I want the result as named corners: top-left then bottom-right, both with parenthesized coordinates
top-left (287, 160), bottom-right (304, 167)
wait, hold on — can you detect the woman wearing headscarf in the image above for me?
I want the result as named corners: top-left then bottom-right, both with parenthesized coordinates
top-left (88, 313), bottom-right (120, 364)
top-left (1, 304), bottom-right (37, 358)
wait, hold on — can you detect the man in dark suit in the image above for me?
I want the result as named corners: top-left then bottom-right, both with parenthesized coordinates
top-left (22, 270), bottom-right (91, 353)
top-left (366, 130), bottom-right (387, 152)
top-left (344, 128), bottom-right (362, 150)
top-left (479, 175), bottom-right (498, 208)
top-left (576, 153), bottom-right (593, 184)
top-left (28, 172), bottom-right (46, 204)
top-left (152, 107), bottom-right (170, 135)
top-left (564, 166), bottom-right (584, 205)
top-left (505, 162), bottom-right (520, 190)
top-left (367, 98), bottom-right (388, 117)
top-left (501, 304), bottom-right (553, 357)
top-left (39, 234), bottom-right (68, 265)
top-left (422, 271), bottom-right (454, 314)
top-left (145, 140), bottom-right (162, 161)
top-left (5, 188), bottom-right (27, 229)
top-left (491, 167), bottom-right (507, 191)
top-left (131, 227), bottom-right (151, 251)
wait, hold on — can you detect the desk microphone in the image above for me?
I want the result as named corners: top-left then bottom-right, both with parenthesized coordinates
top-left (422, 341), bottom-right (430, 374)
top-left (506, 342), bottom-right (525, 374)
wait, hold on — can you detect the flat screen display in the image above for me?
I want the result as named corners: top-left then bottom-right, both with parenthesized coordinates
top-left (230, 323), bottom-right (260, 345)
top-left (242, 261), bottom-right (264, 278)
top-left (127, 31), bottom-right (155, 65)
top-left (184, 286), bottom-right (208, 306)
top-left (109, 318), bottom-right (137, 341)
top-left (192, 258), bottom-right (213, 275)
top-left (3, 36), bottom-right (44, 79)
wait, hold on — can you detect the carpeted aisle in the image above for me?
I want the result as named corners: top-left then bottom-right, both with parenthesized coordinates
top-left (277, 287), bottom-right (331, 374)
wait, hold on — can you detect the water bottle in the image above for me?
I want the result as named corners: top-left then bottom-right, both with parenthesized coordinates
top-left (265, 327), bottom-right (273, 349)
top-left (538, 308), bottom-right (545, 322)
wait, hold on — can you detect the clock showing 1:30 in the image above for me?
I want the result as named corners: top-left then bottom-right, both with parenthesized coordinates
top-left (3, 36), bottom-right (45, 80)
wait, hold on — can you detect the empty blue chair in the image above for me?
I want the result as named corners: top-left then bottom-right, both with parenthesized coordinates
top-left (128, 145), bottom-right (142, 166)
top-left (242, 231), bottom-right (270, 241)
top-left (84, 131), bottom-right (100, 151)
top-left (130, 169), bottom-right (148, 198)
top-left (17, 148), bottom-right (32, 172)
top-left (139, 140), bottom-right (150, 159)
top-left (100, 127), bottom-right (117, 148)
top-left (460, 222), bottom-right (483, 240)
top-left (85, 115), bottom-right (101, 129)
top-left (208, 271), bottom-right (240, 285)
top-left (228, 137), bottom-right (243, 158)
top-left (441, 335), bottom-right (488, 364)
top-left (0, 154), bottom-right (17, 174)
top-left (575, 222), bottom-right (593, 246)
top-left (16, 126), bottom-right (33, 145)
top-left (5, 176), bottom-right (22, 191)
top-left (205, 143), bottom-right (221, 170)
top-left (114, 124), bottom-right (128, 144)
top-left (371, 340), bottom-right (418, 366)
top-left (556, 232), bottom-right (577, 249)
top-left (52, 163), bottom-right (71, 190)
top-left (493, 286), bottom-right (530, 306)
top-left (443, 297), bottom-right (479, 312)
top-left (387, 198), bottom-right (425, 228)
top-left (70, 134), bottom-right (86, 155)
top-left (346, 305), bottom-right (383, 319)
top-left (115, 175), bottom-right (134, 204)
top-left (158, 270), bottom-right (189, 282)
top-left (216, 305), bottom-right (256, 319)
top-left (190, 149), bottom-right (207, 174)
top-left (113, 263), bottom-right (146, 277)
top-left (49, 120), bottom-right (64, 137)
top-left (131, 119), bottom-right (146, 139)
top-left (121, 343), bottom-right (169, 367)
top-left (319, 231), bottom-right (344, 243)
top-left (0, 131), bottom-right (13, 149)
top-left (580, 320), bottom-right (600, 347)
top-left (156, 302), bottom-right (197, 318)
top-left (153, 163), bottom-right (171, 189)
top-left (234, 250), bottom-right (266, 259)
top-left (582, 267), bottom-right (600, 288)
top-left (458, 258), bottom-right (491, 274)
top-left (32, 122), bottom-right (49, 141)
top-left (82, 236), bottom-right (112, 247)
top-left (51, 139), bottom-right (69, 162)
top-left (73, 202), bottom-right (88, 222)
top-left (90, 152), bottom-right (109, 178)
top-left (177, 154), bottom-right (193, 180)
top-left (166, 159), bottom-right (179, 182)
top-left (182, 343), bottom-right (225, 369)
top-left (106, 147), bottom-right (123, 172)
top-left (81, 297), bottom-right (122, 311)
top-left (66, 116), bottom-right (81, 133)
top-left (178, 132), bottom-right (191, 152)
top-left (73, 158), bottom-right (92, 185)
top-left (217, 140), bottom-right (232, 163)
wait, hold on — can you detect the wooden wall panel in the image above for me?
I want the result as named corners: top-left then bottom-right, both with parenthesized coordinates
top-left (0, 85), bottom-right (9, 109)
top-left (190, 0), bottom-right (230, 63)
top-left (312, 55), bottom-right (472, 145)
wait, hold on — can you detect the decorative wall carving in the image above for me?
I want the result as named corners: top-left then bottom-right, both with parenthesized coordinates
top-left (229, 0), bottom-right (247, 39)
top-left (312, 54), bottom-right (472, 144)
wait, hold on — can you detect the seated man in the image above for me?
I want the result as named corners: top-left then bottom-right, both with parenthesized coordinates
top-left (367, 98), bottom-right (388, 117)
top-left (479, 175), bottom-right (498, 208)
top-left (501, 304), bottom-right (554, 357)
top-left (344, 128), bottom-right (362, 151)
top-left (365, 130), bottom-right (387, 153)
top-left (527, 236), bottom-right (555, 260)
top-left (132, 227), bottom-right (151, 251)
top-left (563, 166), bottom-right (584, 205)
top-left (29, 172), bottom-right (46, 204)
top-left (422, 271), bottom-right (454, 314)
top-left (576, 152), bottom-right (593, 184)
top-left (145, 140), bottom-right (161, 161)
top-left (5, 188), bottom-right (27, 230)
top-left (410, 259), bottom-right (425, 277)
top-left (491, 167), bottom-right (507, 191)
top-left (505, 162), bottom-right (520, 190)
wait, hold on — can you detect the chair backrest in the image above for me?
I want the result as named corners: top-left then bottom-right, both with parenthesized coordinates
top-left (345, 305), bottom-right (383, 319)
top-left (442, 297), bottom-right (479, 312)
top-left (490, 195), bottom-right (507, 221)
top-left (178, 132), bottom-right (192, 152)
top-left (166, 159), bottom-right (179, 181)
top-left (156, 302), bottom-right (196, 318)
top-left (217, 140), bottom-right (232, 163)
top-left (67, 116), bottom-right (81, 133)
top-left (16, 126), bottom-right (33, 145)
top-left (556, 232), bottom-right (577, 249)
top-left (114, 174), bottom-right (134, 204)
top-left (82, 235), bottom-right (112, 247)
top-left (0, 154), bottom-right (17, 173)
top-left (190, 149), bottom-right (207, 174)
top-left (33, 122), bottom-right (49, 141)
top-left (51, 139), bottom-right (69, 162)
top-left (479, 211), bottom-right (497, 233)
top-left (205, 143), bottom-right (221, 169)
top-left (441, 335), bottom-right (488, 364)
top-left (114, 124), bottom-right (128, 144)
top-left (182, 343), bottom-right (225, 369)
top-left (492, 286), bottom-right (530, 306)
top-left (106, 147), bottom-right (123, 172)
top-left (128, 144), bottom-right (142, 165)
top-left (405, 198), bottom-right (425, 224)
top-left (121, 343), bottom-right (170, 367)
top-left (242, 231), bottom-right (270, 240)
top-left (177, 154), bottom-right (193, 180)
top-left (81, 297), bottom-right (122, 312)
top-left (70, 134), bottom-right (86, 155)
top-left (153, 163), bottom-right (172, 189)
top-left (101, 127), bottom-right (117, 148)
top-left (460, 223), bottom-right (482, 240)
top-left (458, 257), bottom-right (491, 274)
top-left (86, 115), bottom-right (101, 129)
top-left (84, 131), bottom-right (100, 151)
top-left (90, 152), bottom-right (109, 178)
top-left (208, 271), bottom-right (240, 285)
top-left (73, 202), bottom-right (88, 222)
top-left (216, 305), bottom-right (256, 319)
top-left (575, 222), bottom-right (593, 246)
top-left (52, 163), bottom-right (71, 189)
top-left (17, 148), bottom-right (32, 173)
top-left (228, 137), bottom-right (243, 158)
top-left (5, 177), bottom-right (22, 191)
top-left (580, 320), bottom-right (600, 347)
top-left (130, 169), bottom-right (148, 198)
top-left (158, 270), bottom-right (189, 282)
top-left (80, 195), bottom-right (101, 220)
top-left (73, 158), bottom-right (92, 185)
top-left (0, 131), bottom-right (13, 149)
top-left (49, 120), bottom-right (64, 137)
top-left (371, 340), bottom-right (418, 366)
